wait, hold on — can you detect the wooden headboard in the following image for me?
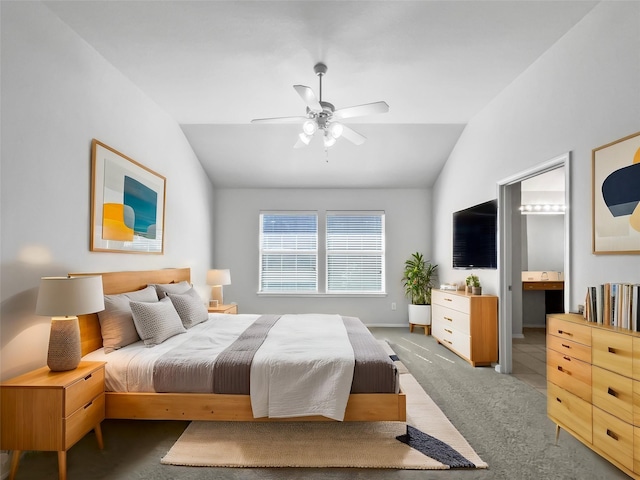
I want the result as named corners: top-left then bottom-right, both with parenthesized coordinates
top-left (70, 268), bottom-right (191, 355)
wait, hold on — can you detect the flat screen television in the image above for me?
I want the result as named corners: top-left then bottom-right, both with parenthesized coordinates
top-left (452, 199), bottom-right (498, 269)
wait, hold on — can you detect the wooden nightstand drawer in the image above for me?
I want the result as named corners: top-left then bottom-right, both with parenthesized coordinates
top-left (547, 349), bottom-right (591, 402)
top-left (65, 393), bottom-right (105, 449)
top-left (432, 290), bottom-right (469, 314)
top-left (547, 334), bottom-right (591, 363)
top-left (547, 316), bottom-right (591, 346)
top-left (548, 382), bottom-right (592, 443)
top-left (592, 366), bottom-right (633, 424)
top-left (593, 407), bottom-right (634, 471)
top-left (593, 330), bottom-right (633, 377)
top-left (432, 304), bottom-right (470, 335)
top-left (65, 367), bottom-right (105, 416)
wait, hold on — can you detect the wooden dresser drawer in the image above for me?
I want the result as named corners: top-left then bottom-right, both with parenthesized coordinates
top-left (432, 290), bottom-right (470, 314)
top-left (593, 330), bottom-right (633, 377)
top-left (65, 393), bottom-right (105, 449)
top-left (593, 406), bottom-right (634, 471)
top-left (548, 382), bottom-right (592, 443)
top-left (432, 322), bottom-right (471, 359)
top-left (592, 366), bottom-right (633, 424)
top-left (547, 334), bottom-right (591, 363)
top-left (432, 304), bottom-right (470, 335)
top-left (547, 349), bottom-right (591, 402)
top-left (65, 367), bottom-right (105, 416)
top-left (547, 316), bottom-right (592, 346)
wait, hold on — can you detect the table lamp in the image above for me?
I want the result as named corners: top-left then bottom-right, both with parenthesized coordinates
top-left (35, 275), bottom-right (105, 371)
top-left (206, 269), bottom-right (231, 305)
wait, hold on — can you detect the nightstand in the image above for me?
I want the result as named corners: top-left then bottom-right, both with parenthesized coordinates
top-left (208, 304), bottom-right (238, 314)
top-left (0, 361), bottom-right (106, 480)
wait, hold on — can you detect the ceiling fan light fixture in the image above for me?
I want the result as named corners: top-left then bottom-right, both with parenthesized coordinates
top-left (323, 131), bottom-right (337, 148)
top-left (302, 119), bottom-right (317, 136)
top-left (328, 122), bottom-right (343, 139)
top-left (298, 132), bottom-right (312, 145)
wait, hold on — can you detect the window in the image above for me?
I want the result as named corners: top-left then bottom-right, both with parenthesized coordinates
top-left (259, 213), bottom-right (317, 292)
top-left (326, 212), bottom-right (385, 294)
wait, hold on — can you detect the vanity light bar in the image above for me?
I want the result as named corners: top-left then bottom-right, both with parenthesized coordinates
top-left (519, 204), bottom-right (566, 214)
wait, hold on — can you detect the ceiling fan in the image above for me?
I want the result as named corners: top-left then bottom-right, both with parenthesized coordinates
top-left (251, 62), bottom-right (389, 148)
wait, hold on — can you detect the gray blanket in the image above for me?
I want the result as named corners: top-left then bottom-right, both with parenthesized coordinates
top-left (153, 314), bottom-right (398, 394)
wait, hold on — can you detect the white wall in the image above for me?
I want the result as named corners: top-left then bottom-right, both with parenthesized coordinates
top-left (433, 2), bottom-right (640, 315)
top-left (0, 2), bottom-right (216, 379)
top-left (214, 188), bottom-right (431, 326)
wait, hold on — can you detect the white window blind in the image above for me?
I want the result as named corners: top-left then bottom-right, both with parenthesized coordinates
top-left (259, 213), bottom-right (318, 292)
top-left (326, 212), bottom-right (385, 294)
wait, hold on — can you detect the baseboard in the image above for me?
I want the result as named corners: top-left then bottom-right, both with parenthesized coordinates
top-left (365, 323), bottom-right (411, 328)
top-left (512, 333), bottom-right (525, 339)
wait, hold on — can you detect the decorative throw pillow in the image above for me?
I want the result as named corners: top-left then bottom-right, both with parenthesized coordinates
top-left (168, 287), bottom-right (208, 328)
top-left (151, 280), bottom-right (191, 300)
top-left (97, 285), bottom-right (158, 354)
top-left (130, 297), bottom-right (186, 347)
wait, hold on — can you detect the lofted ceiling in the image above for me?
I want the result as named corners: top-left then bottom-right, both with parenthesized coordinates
top-left (45, 1), bottom-right (598, 189)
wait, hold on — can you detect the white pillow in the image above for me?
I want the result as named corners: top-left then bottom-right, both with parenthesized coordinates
top-left (168, 287), bottom-right (208, 328)
top-left (130, 297), bottom-right (186, 347)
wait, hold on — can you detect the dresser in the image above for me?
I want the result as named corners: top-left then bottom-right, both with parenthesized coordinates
top-left (431, 289), bottom-right (498, 367)
top-left (0, 361), bottom-right (106, 480)
top-left (547, 313), bottom-right (640, 479)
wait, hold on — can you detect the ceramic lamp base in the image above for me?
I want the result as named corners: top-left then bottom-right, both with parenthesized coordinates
top-left (47, 316), bottom-right (81, 371)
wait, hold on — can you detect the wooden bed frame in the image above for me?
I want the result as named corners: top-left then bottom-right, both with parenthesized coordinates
top-left (72, 268), bottom-right (406, 422)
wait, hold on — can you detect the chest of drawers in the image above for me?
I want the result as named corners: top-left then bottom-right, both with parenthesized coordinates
top-left (431, 289), bottom-right (498, 367)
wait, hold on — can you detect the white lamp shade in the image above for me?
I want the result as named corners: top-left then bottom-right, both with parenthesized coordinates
top-left (207, 269), bottom-right (231, 286)
top-left (36, 276), bottom-right (105, 316)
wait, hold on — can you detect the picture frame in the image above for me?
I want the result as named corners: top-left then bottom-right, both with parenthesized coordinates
top-left (592, 131), bottom-right (640, 254)
top-left (91, 139), bottom-right (166, 254)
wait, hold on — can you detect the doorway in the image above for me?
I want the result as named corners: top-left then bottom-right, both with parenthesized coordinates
top-left (496, 152), bottom-right (571, 374)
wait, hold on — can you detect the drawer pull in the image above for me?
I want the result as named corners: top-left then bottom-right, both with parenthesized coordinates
top-left (84, 373), bottom-right (93, 381)
top-left (557, 366), bottom-right (569, 375)
top-left (563, 356), bottom-right (571, 361)
top-left (561, 343), bottom-right (571, 349)
top-left (558, 330), bottom-right (572, 337)
top-left (84, 401), bottom-right (93, 409)
top-left (443, 339), bottom-right (452, 345)
top-left (444, 316), bottom-right (453, 322)
top-left (444, 329), bottom-right (453, 334)
top-left (606, 429), bottom-right (619, 441)
top-left (444, 298), bottom-right (452, 302)
top-left (607, 387), bottom-right (618, 398)
top-left (607, 347), bottom-right (616, 354)
top-left (556, 397), bottom-right (562, 403)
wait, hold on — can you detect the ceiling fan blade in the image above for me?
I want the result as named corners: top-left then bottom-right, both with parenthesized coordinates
top-left (294, 137), bottom-right (310, 149)
top-left (293, 85), bottom-right (322, 112)
top-left (333, 101), bottom-right (389, 120)
top-left (340, 125), bottom-right (366, 146)
top-left (250, 116), bottom-right (308, 124)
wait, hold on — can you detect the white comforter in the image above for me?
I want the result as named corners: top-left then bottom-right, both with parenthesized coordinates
top-left (83, 313), bottom-right (356, 421)
top-left (250, 314), bottom-right (355, 421)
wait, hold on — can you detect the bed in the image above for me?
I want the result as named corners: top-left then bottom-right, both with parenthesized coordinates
top-left (73, 268), bottom-right (406, 422)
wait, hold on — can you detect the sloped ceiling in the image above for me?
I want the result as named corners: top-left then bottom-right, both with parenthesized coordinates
top-left (45, 1), bottom-right (598, 188)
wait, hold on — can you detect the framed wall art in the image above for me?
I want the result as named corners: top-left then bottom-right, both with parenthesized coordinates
top-left (91, 139), bottom-right (166, 254)
top-left (592, 131), bottom-right (640, 254)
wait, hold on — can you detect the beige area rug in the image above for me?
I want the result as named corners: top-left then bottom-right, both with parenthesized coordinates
top-left (161, 345), bottom-right (488, 470)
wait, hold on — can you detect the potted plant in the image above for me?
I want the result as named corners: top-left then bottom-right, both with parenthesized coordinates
top-left (402, 252), bottom-right (438, 333)
top-left (466, 274), bottom-right (481, 295)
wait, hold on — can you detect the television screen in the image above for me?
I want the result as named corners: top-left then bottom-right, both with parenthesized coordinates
top-left (453, 199), bottom-right (498, 269)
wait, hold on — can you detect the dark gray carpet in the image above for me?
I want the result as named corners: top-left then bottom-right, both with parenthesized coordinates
top-left (7, 328), bottom-right (630, 480)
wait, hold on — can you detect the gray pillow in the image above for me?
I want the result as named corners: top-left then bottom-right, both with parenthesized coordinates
top-left (97, 285), bottom-right (158, 353)
top-left (168, 287), bottom-right (208, 328)
top-left (130, 297), bottom-right (186, 347)
top-left (151, 280), bottom-right (191, 300)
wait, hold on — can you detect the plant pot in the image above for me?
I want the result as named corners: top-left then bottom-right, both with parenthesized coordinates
top-left (472, 286), bottom-right (482, 295)
top-left (408, 304), bottom-right (431, 326)
top-left (465, 285), bottom-right (472, 294)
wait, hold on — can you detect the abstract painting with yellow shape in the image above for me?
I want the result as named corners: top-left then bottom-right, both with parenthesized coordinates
top-left (592, 131), bottom-right (640, 254)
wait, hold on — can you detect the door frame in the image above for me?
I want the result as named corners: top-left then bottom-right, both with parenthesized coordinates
top-left (495, 152), bottom-right (571, 374)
